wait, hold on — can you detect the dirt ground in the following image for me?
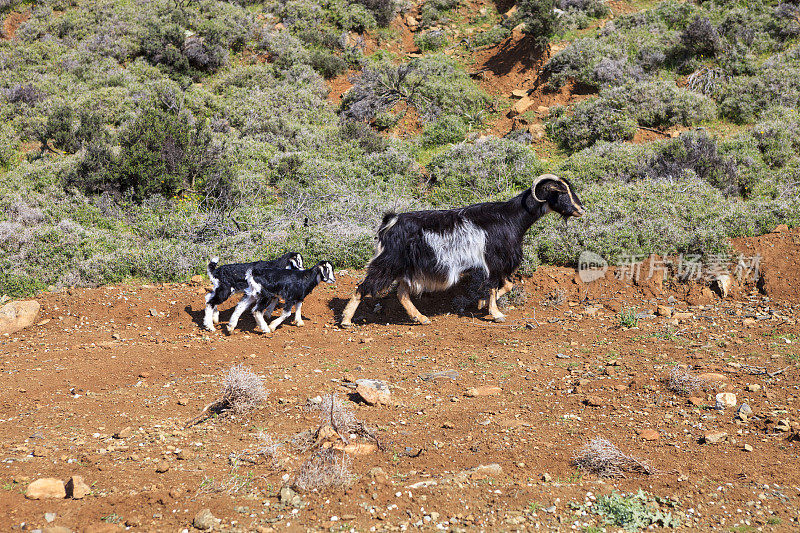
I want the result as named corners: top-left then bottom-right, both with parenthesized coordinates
top-left (2, 229), bottom-right (800, 532)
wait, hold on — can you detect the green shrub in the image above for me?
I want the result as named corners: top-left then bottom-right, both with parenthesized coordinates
top-left (427, 138), bottom-right (547, 205)
top-left (310, 50), bottom-right (348, 79)
top-left (422, 115), bottom-right (466, 147)
top-left (518, 0), bottom-right (557, 48)
top-left (415, 30), bottom-right (448, 52)
top-left (594, 491), bottom-right (678, 531)
top-left (470, 25), bottom-right (511, 48)
top-left (547, 99), bottom-right (637, 152)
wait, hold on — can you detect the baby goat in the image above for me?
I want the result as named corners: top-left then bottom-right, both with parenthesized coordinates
top-left (226, 261), bottom-right (336, 335)
top-left (340, 174), bottom-right (584, 326)
top-left (204, 252), bottom-right (303, 331)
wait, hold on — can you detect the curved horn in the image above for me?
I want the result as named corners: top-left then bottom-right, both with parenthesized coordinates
top-left (531, 174), bottom-right (562, 203)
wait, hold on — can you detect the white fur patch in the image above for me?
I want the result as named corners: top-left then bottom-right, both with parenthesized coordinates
top-left (415, 220), bottom-right (489, 293)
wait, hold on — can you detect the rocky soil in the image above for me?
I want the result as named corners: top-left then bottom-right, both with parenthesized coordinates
top-left (1, 230), bottom-right (800, 532)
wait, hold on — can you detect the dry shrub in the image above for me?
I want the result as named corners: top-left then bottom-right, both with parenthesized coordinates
top-left (574, 438), bottom-right (654, 478)
top-left (293, 448), bottom-right (354, 492)
top-left (186, 364), bottom-right (267, 427)
top-left (307, 393), bottom-right (359, 435)
top-left (667, 366), bottom-right (706, 396)
top-left (220, 364), bottom-right (268, 414)
top-left (542, 288), bottom-right (566, 307)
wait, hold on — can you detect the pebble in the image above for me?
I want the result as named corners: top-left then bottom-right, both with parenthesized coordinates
top-left (280, 486), bottom-right (303, 507)
top-left (715, 392), bottom-right (737, 410)
top-left (638, 429), bottom-right (660, 441)
top-left (703, 431), bottom-right (728, 444)
top-left (743, 444), bottom-right (754, 452)
top-left (737, 403), bottom-right (753, 420)
top-left (114, 427), bottom-right (133, 439)
top-left (193, 509), bottom-right (219, 530)
top-left (541, 473), bottom-right (552, 482)
top-left (465, 385), bottom-right (502, 397)
top-left (356, 381), bottom-right (391, 406)
top-left (747, 384), bottom-right (762, 392)
top-left (45, 513), bottom-right (57, 523)
top-left (155, 460), bottom-right (170, 473)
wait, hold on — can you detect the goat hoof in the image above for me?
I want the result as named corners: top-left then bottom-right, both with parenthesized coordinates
top-left (294, 321), bottom-right (305, 327)
top-left (492, 315), bottom-right (506, 323)
top-left (340, 321), bottom-right (353, 328)
top-left (225, 325), bottom-right (235, 335)
top-left (415, 316), bottom-right (431, 325)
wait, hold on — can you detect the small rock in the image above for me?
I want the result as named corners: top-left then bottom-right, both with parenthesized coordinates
top-left (177, 398), bottom-right (189, 406)
top-left (699, 372), bottom-right (727, 383)
top-left (0, 300), bottom-right (41, 335)
top-left (190, 275), bottom-right (203, 284)
top-left (673, 311), bottom-right (694, 320)
top-left (33, 446), bottom-right (48, 457)
top-left (703, 431), bottom-right (728, 444)
top-left (541, 473), bottom-right (552, 482)
top-left (356, 380), bottom-right (391, 406)
top-left (280, 486), bottom-right (303, 507)
top-left (341, 443), bottom-right (377, 456)
top-left (367, 467), bottom-right (389, 485)
top-left (773, 224), bottom-right (789, 233)
top-left (155, 460), bottom-right (170, 473)
top-left (511, 88), bottom-right (528, 98)
top-left (465, 385), bottom-right (502, 397)
top-left (44, 527), bottom-right (72, 533)
top-left (638, 429), bottom-right (660, 441)
top-left (656, 305), bottom-right (673, 317)
top-left (747, 384), bottom-right (761, 392)
top-left (114, 427), bottom-right (133, 439)
top-left (45, 512), bottom-right (57, 523)
top-left (737, 403), bottom-right (753, 419)
top-left (193, 509), bottom-right (219, 530)
top-left (689, 396), bottom-right (705, 407)
top-left (583, 395), bottom-right (604, 407)
top-left (66, 476), bottom-right (90, 499)
top-left (743, 444), bottom-right (754, 452)
top-left (176, 449), bottom-right (194, 460)
top-left (743, 317), bottom-right (756, 327)
top-left (420, 369), bottom-right (459, 381)
top-left (26, 478), bottom-right (66, 500)
top-left (775, 419), bottom-right (791, 432)
top-left (169, 487), bottom-right (184, 499)
top-left (715, 392), bottom-right (737, 410)
top-left (455, 463), bottom-right (503, 482)
top-left (508, 96), bottom-right (534, 117)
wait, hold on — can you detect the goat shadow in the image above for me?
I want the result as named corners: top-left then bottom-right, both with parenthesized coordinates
top-left (184, 298), bottom-right (287, 332)
top-left (328, 279), bottom-right (492, 326)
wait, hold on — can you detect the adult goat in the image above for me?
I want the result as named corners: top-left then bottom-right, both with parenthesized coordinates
top-left (340, 174), bottom-right (584, 326)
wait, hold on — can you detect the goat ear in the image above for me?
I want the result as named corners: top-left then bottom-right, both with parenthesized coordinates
top-left (532, 178), bottom-right (564, 202)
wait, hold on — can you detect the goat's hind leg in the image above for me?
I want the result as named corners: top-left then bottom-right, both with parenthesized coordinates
top-left (251, 296), bottom-right (277, 334)
top-left (340, 291), bottom-right (362, 328)
top-left (397, 280), bottom-right (430, 325)
top-left (487, 287), bottom-right (506, 323)
top-left (226, 292), bottom-right (256, 334)
top-left (267, 304), bottom-right (294, 333)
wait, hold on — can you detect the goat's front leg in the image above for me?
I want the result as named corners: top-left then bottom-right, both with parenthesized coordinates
top-left (226, 293), bottom-right (255, 334)
top-left (397, 280), bottom-right (430, 325)
top-left (267, 303), bottom-right (294, 332)
top-left (340, 291), bottom-right (362, 328)
top-left (487, 288), bottom-right (506, 323)
top-left (292, 302), bottom-right (304, 326)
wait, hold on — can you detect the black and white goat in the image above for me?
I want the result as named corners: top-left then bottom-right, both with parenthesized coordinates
top-left (204, 252), bottom-right (304, 331)
top-left (226, 261), bottom-right (336, 334)
top-left (340, 174), bottom-right (584, 326)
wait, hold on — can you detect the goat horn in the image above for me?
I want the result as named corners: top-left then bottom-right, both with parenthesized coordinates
top-left (531, 174), bottom-right (562, 203)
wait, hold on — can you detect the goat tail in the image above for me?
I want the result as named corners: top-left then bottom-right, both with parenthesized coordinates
top-left (207, 256), bottom-right (220, 280)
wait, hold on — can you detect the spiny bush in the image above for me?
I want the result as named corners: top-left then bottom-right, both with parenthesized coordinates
top-left (573, 437), bottom-right (654, 478)
top-left (419, 0), bottom-right (461, 29)
top-left (548, 82), bottom-right (715, 151)
top-left (547, 99), bottom-right (637, 152)
top-left (470, 25), bottom-right (511, 48)
top-left (341, 56), bottom-right (490, 124)
top-left (427, 137), bottom-right (547, 205)
top-left (415, 30), bottom-right (448, 52)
